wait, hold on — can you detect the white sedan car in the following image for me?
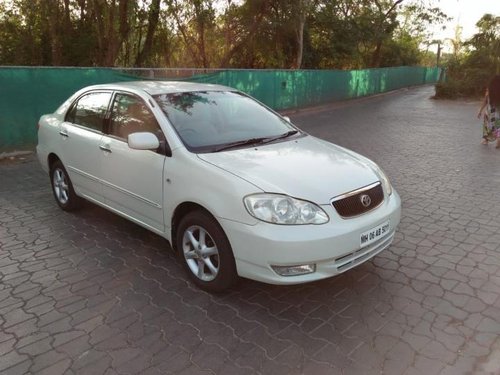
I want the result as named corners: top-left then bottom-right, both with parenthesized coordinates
top-left (37, 81), bottom-right (401, 292)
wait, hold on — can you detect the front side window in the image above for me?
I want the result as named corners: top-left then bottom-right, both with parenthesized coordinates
top-left (153, 91), bottom-right (299, 152)
top-left (109, 93), bottom-right (161, 140)
top-left (66, 92), bottom-right (111, 132)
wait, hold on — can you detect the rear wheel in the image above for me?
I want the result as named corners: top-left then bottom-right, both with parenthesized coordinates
top-left (177, 210), bottom-right (238, 292)
top-left (50, 160), bottom-right (81, 211)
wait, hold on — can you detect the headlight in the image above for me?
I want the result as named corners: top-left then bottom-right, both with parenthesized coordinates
top-left (370, 163), bottom-right (392, 196)
top-left (244, 194), bottom-right (329, 225)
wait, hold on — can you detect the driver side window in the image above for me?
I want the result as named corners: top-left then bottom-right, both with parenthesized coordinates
top-left (109, 93), bottom-right (162, 140)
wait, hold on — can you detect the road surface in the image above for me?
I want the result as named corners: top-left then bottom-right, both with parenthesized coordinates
top-left (1, 85), bottom-right (499, 374)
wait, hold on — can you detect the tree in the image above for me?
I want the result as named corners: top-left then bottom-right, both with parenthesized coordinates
top-left (218, 0), bottom-right (270, 67)
top-left (369, 0), bottom-right (404, 67)
top-left (0, 0), bottom-right (450, 69)
top-left (135, 0), bottom-right (161, 67)
top-left (165, 0), bottom-right (217, 68)
top-left (435, 14), bottom-right (500, 98)
top-left (92, 0), bottom-right (131, 66)
top-left (289, 0), bottom-right (316, 69)
top-left (395, 1), bottom-right (450, 67)
top-left (467, 14), bottom-right (500, 74)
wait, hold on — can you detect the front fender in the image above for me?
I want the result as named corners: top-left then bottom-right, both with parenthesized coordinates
top-left (163, 149), bottom-right (260, 237)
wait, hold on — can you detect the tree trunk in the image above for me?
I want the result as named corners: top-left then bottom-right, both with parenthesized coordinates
top-left (293, 11), bottom-right (305, 69)
top-left (93, 0), bottom-right (106, 64)
top-left (63, 0), bottom-right (71, 29)
top-left (91, 0), bottom-right (127, 66)
top-left (370, 40), bottom-right (383, 67)
top-left (136, 0), bottom-right (161, 67)
top-left (47, 0), bottom-right (62, 65)
top-left (219, 1), bottom-right (268, 67)
top-left (77, 0), bottom-right (87, 24)
top-left (103, 0), bottom-right (117, 66)
top-left (170, 0), bottom-right (202, 66)
top-left (197, 18), bottom-right (209, 68)
top-left (370, 0), bottom-right (403, 67)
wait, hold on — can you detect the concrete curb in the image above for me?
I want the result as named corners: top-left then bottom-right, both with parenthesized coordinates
top-left (0, 150), bottom-right (33, 160)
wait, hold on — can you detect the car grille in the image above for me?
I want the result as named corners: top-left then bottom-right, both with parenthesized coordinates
top-left (331, 182), bottom-right (384, 218)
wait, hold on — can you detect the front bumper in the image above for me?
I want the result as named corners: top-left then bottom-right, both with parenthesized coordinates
top-left (220, 190), bottom-right (401, 284)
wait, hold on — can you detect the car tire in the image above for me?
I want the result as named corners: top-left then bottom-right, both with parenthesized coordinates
top-left (177, 210), bottom-right (238, 292)
top-left (50, 160), bottom-right (82, 211)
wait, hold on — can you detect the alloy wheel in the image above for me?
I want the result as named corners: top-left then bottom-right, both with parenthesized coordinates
top-left (182, 225), bottom-right (220, 281)
top-left (52, 168), bottom-right (69, 205)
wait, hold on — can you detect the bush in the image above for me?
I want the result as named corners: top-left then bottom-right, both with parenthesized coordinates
top-left (434, 53), bottom-right (496, 99)
top-left (434, 14), bottom-right (499, 100)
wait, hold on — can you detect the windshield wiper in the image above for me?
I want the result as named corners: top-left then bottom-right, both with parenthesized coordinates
top-left (214, 137), bottom-right (270, 152)
top-left (213, 130), bottom-right (300, 152)
top-left (260, 130), bottom-right (299, 144)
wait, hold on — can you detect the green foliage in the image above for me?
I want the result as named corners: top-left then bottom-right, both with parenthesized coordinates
top-left (435, 14), bottom-right (500, 99)
top-left (379, 32), bottom-right (421, 67)
top-left (0, 0), bottom-right (448, 69)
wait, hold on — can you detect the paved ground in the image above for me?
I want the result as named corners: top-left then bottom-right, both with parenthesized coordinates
top-left (1, 85), bottom-right (500, 374)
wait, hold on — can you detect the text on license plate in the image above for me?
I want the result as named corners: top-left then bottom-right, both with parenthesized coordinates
top-left (360, 221), bottom-right (390, 248)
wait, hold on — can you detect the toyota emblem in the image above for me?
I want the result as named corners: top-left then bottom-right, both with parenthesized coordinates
top-left (360, 194), bottom-right (371, 207)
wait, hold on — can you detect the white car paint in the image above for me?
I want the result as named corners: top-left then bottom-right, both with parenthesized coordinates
top-left (58, 121), bottom-right (104, 201)
top-left (198, 136), bottom-right (380, 204)
top-left (37, 81), bottom-right (401, 287)
top-left (101, 135), bottom-right (165, 231)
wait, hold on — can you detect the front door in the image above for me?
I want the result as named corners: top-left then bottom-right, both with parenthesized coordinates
top-left (99, 92), bottom-right (165, 232)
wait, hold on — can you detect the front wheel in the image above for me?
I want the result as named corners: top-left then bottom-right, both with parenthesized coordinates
top-left (177, 210), bottom-right (238, 292)
top-left (50, 160), bottom-right (81, 211)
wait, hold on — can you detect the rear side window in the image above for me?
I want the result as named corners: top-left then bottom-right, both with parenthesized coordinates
top-left (66, 92), bottom-right (112, 132)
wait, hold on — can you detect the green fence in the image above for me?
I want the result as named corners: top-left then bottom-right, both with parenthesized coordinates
top-left (0, 66), bottom-right (440, 151)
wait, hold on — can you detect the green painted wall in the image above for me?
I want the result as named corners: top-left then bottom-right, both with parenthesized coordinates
top-left (0, 66), bottom-right (440, 151)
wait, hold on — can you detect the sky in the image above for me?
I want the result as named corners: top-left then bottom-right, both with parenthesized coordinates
top-left (433, 0), bottom-right (500, 49)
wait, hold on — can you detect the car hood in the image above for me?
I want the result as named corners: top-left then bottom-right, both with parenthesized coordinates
top-left (197, 135), bottom-right (380, 204)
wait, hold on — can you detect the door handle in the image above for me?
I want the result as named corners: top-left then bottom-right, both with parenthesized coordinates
top-left (59, 130), bottom-right (69, 137)
top-left (99, 145), bottom-right (112, 153)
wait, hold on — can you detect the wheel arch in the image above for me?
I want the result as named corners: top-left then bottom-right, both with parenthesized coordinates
top-left (47, 153), bottom-right (62, 171)
top-left (171, 201), bottom-right (219, 253)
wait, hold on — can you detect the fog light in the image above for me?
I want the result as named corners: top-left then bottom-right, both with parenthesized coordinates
top-left (271, 264), bottom-right (316, 276)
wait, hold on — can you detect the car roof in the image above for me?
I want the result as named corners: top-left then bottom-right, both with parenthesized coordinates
top-left (84, 80), bottom-right (235, 95)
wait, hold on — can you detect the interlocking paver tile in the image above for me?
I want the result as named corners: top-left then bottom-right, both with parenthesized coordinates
top-left (313, 343), bottom-right (352, 368)
top-left (17, 336), bottom-right (53, 356)
top-left (154, 350), bottom-right (192, 373)
top-left (2, 86), bottom-right (500, 373)
top-left (115, 352), bottom-right (153, 374)
top-left (29, 350), bottom-right (70, 373)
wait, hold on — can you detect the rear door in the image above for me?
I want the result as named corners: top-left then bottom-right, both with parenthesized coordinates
top-left (99, 92), bottom-right (166, 232)
top-left (61, 91), bottom-right (112, 202)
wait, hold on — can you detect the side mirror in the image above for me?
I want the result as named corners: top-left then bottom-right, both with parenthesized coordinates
top-left (283, 116), bottom-right (291, 123)
top-left (128, 132), bottom-right (160, 150)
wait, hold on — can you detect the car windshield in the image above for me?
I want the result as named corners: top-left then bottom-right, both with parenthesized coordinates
top-left (153, 91), bottom-right (299, 152)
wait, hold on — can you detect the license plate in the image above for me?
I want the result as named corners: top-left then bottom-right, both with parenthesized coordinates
top-left (360, 221), bottom-right (390, 248)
